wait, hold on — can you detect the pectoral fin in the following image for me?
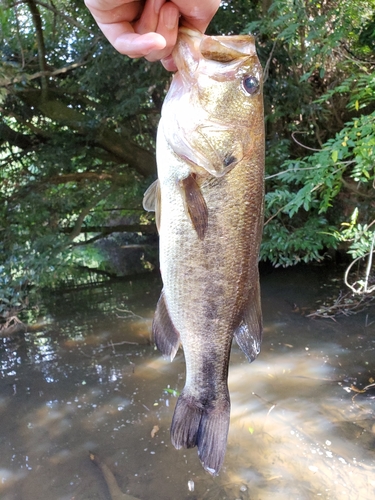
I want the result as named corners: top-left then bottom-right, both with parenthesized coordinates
top-left (153, 291), bottom-right (180, 361)
top-left (179, 174), bottom-right (208, 240)
top-left (142, 179), bottom-right (161, 232)
top-left (234, 280), bottom-right (263, 363)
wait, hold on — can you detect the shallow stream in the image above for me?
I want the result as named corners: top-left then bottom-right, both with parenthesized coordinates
top-left (1, 265), bottom-right (374, 499)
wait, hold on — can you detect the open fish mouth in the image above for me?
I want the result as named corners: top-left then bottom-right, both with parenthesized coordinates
top-left (175, 27), bottom-right (257, 68)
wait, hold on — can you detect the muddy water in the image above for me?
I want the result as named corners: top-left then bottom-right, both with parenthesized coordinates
top-left (0, 266), bottom-right (374, 500)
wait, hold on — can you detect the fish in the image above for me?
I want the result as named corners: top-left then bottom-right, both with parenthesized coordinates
top-left (143, 27), bottom-right (264, 475)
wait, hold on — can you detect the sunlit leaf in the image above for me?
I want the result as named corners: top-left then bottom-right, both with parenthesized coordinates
top-left (331, 150), bottom-right (339, 162)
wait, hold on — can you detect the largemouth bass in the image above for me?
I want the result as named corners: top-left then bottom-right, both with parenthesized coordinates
top-left (143, 27), bottom-right (264, 475)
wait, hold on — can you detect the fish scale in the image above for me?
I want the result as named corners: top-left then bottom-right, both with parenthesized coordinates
top-left (144, 27), bottom-right (265, 475)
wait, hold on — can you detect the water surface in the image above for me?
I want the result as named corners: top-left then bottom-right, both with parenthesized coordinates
top-left (0, 267), bottom-right (374, 499)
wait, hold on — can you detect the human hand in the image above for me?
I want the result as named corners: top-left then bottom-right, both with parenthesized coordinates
top-left (84, 0), bottom-right (221, 70)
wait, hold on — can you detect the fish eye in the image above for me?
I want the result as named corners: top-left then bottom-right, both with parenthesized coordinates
top-left (242, 75), bottom-right (260, 95)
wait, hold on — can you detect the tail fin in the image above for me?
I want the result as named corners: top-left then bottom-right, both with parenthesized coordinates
top-left (170, 391), bottom-right (230, 475)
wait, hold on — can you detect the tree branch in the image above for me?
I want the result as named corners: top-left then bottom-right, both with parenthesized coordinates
top-left (47, 172), bottom-right (115, 184)
top-left (14, 2), bottom-right (26, 69)
top-left (25, 0), bottom-right (48, 95)
top-left (67, 186), bottom-right (114, 241)
top-left (1, 60), bottom-right (88, 88)
top-left (341, 178), bottom-right (375, 199)
top-left (18, 90), bottom-right (156, 177)
top-left (34, 0), bottom-right (94, 34)
top-left (291, 131), bottom-right (322, 152)
top-left (0, 122), bottom-right (35, 149)
top-left (61, 224), bottom-right (157, 237)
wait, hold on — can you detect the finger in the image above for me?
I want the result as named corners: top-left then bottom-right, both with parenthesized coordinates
top-left (85, 0), bottom-right (136, 11)
top-left (174, 0), bottom-right (221, 32)
top-left (87, 1), bottom-right (144, 50)
top-left (96, 19), bottom-right (135, 48)
top-left (161, 54), bottom-right (177, 72)
top-left (144, 2), bottom-right (179, 62)
top-left (135, 0), bottom-right (165, 35)
top-left (85, 1), bottom-right (142, 24)
top-left (114, 31), bottom-right (167, 57)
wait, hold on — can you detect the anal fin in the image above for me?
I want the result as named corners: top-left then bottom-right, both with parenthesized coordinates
top-left (153, 291), bottom-right (180, 361)
top-left (179, 174), bottom-right (208, 240)
top-left (234, 279), bottom-right (263, 363)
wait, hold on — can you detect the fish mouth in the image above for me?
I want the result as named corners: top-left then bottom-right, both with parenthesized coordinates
top-left (200, 34), bottom-right (256, 62)
top-left (174, 27), bottom-right (256, 68)
top-left (172, 28), bottom-right (257, 85)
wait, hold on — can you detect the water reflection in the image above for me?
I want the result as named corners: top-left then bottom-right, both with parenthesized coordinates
top-left (0, 268), bottom-right (374, 499)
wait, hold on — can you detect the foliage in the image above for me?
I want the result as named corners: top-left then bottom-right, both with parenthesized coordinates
top-left (261, 98), bottom-right (375, 265)
top-left (241, 0), bottom-right (375, 269)
top-left (0, 0), bottom-right (164, 322)
top-left (1, 0), bottom-right (375, 322)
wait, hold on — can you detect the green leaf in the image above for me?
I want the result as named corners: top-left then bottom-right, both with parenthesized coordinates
top-left (163, 388), bottom-right (180, 397)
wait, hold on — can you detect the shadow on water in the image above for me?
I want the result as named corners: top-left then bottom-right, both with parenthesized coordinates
top-left (0, 266), bottom-right (374, 500)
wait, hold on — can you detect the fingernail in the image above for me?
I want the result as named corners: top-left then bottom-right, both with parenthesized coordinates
top-left (163, 6), bottom-right (179, 30)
